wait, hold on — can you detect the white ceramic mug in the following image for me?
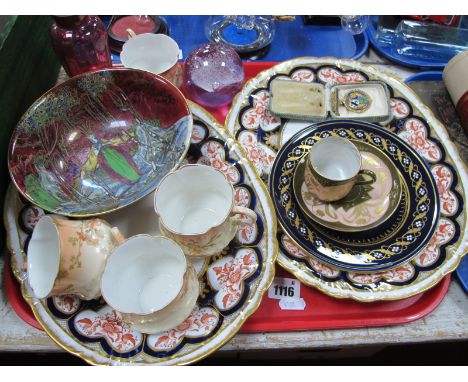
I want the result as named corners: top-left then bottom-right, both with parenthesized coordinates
top-left (27, 216), bottom-right (124, 300)
top-left (443, 50), bottom-right (468, 131)
top-left (120, 33), bottom-right (182, 87)
top-left (101, 235), bottom-right (199, 333)
top-left (154, 164), bottom-right (257, 257)
top-left (305, 136), bottom-right (376, 202)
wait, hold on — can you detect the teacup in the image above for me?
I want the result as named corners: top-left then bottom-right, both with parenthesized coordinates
top-left (154, 164), bottom-right (257, 257)
top-left (27, 216), bottom-right (124, 300)
top-left (120, 33), bottom-right (182, 87)
top-left (101, 235), bottom-right (199, 333)
top-left (304, 136), bottom-right (376, 202)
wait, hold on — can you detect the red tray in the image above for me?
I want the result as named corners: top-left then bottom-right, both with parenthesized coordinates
top-left (240, 266), bottom-right (450, 332)
top-left (4, 61), bottom-right (452, 333)
top-left (3, 256), bottom-right (43, 330)
top-left (3, 258), bottom-right (451, 333)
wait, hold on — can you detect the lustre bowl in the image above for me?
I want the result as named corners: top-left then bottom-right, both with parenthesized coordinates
top-left (8, 68), bottom-right (193, 217)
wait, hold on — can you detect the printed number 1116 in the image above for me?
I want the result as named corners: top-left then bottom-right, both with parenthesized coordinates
top-left (273, 285), bottom-right (295, 297)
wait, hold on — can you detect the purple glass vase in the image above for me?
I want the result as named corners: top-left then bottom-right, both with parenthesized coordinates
top-left (183, 43), bottom-right (244, 108)
top-left (50, 16), bottom-right (112, 77)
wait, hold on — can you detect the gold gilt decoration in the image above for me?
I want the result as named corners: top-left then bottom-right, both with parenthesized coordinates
top-left (274, 126), bottom-right (435, 263)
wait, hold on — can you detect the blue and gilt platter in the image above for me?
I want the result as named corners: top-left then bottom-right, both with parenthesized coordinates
top-left (4, 102), bottom-right (277, 365)
top-left (269, 120), bottom-right (440, 272)
top-left (226, 57), bottom-right (468, 301)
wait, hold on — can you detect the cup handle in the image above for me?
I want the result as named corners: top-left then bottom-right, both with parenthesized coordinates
top-left (126, 28), bottom-right (136, 39)
top-left (111, 227), bottom-right (126, 245)
top-left (355, 169), bottom-right (377, 186)
top-left (230, 206), bottom-right (257, 227)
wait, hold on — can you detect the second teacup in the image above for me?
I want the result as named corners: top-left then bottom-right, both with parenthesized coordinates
top-left (305, 136), bottom-right (376, 202)
top-left (154, 164), bottom-right (257, 257)
top-left (101, 235), bottom-right (199, 334)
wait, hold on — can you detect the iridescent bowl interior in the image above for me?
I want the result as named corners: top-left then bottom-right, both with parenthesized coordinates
top-left (8, 68), bottom-right (193, 217)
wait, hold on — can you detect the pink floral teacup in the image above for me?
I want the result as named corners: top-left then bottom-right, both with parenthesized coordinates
top-left (154, 164), bottom-right (257, 257)
top-left (27, 216), bottom-right (124, 300)
top-left (101, 235), bottom-right (199, 334)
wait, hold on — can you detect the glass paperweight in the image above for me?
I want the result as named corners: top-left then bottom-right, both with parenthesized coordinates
top-left (205, 16), bottom-right (275, 54)
top-left (183, 43), bottom-right (245, 108)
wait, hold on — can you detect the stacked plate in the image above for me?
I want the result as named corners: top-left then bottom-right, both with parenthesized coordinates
top-left (269, 119), bottom-right (440, 274)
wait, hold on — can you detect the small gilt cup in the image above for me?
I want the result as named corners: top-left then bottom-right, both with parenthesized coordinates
top-left (304, 136), bottom-right (376, 202)
top-left (154, 164), bottom-right (257, 257)
top-left (27, 216), bottom-right (124, 300)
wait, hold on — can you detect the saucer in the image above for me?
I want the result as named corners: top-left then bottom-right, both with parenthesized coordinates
top-left (293, 140), bottom-right (402, 232)
top-left (269, 119), bottom-right (440, 272)
top-left (125, 265), bottom-right (200, 334)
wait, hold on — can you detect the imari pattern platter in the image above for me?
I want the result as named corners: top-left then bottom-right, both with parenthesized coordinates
top-left (4, 102), bottom-right (277, 365)
top-left (226, 57), bottom-right (468, 301)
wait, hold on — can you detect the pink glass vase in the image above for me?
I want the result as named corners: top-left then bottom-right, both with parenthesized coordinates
top-left (50, 16), bottom-right (112, 77)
